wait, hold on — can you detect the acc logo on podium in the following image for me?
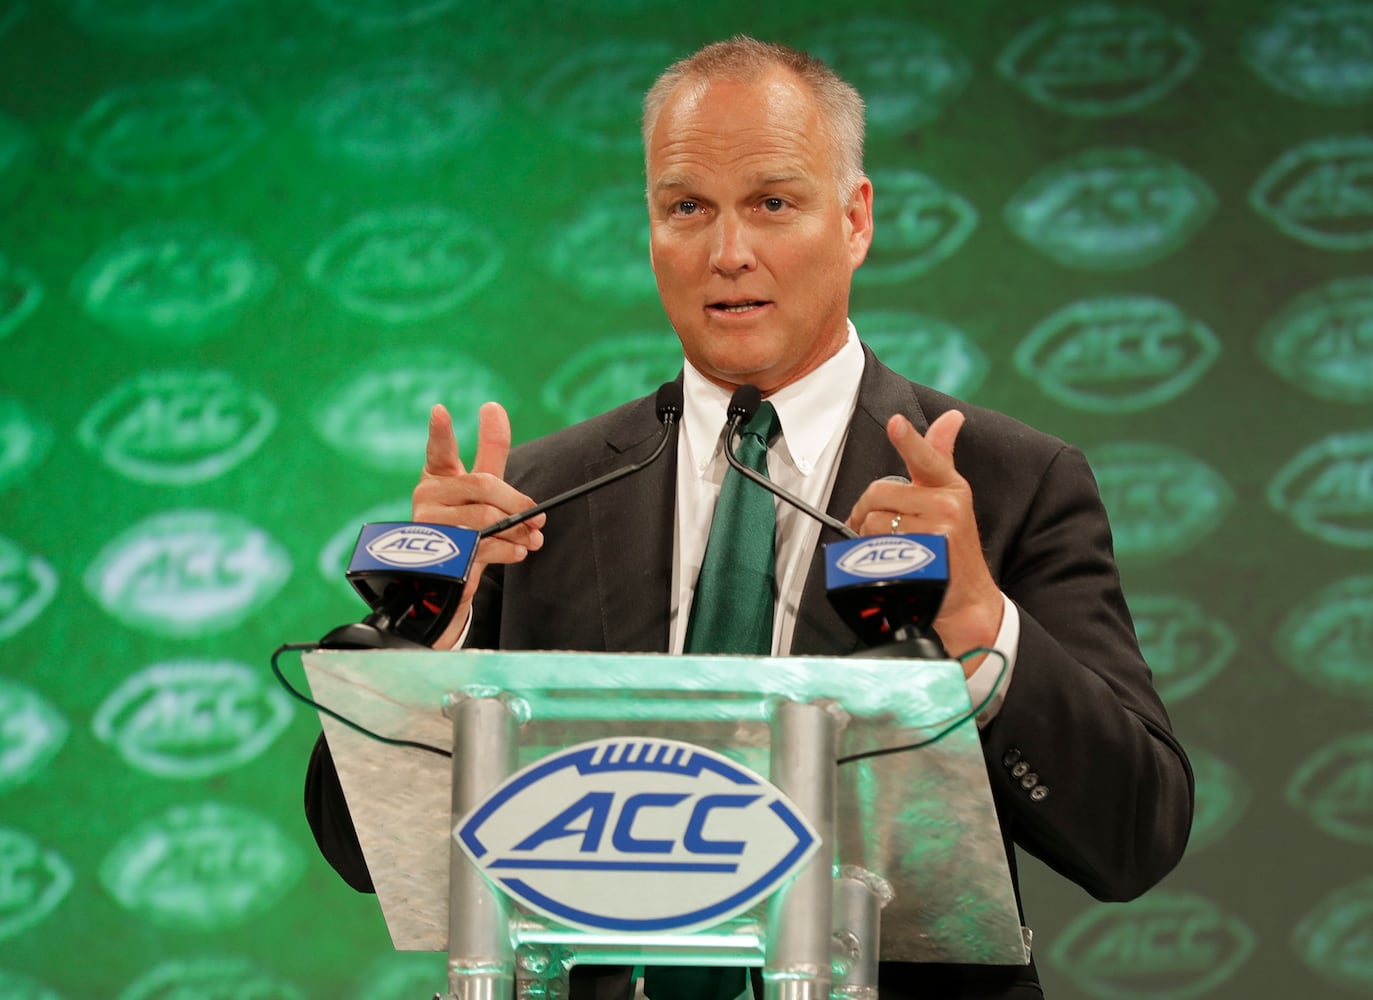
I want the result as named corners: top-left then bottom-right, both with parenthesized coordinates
top-left (456, 738), bottom-right (818, 933)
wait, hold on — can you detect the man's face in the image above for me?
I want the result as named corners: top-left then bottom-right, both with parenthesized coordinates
top-left (646, 69), bottom-right (873, 395)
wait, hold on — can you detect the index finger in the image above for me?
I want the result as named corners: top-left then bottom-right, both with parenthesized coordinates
top-left (424, 404), bottom-right (465, 477)
top-left (887, 411), bottom-right (964, 486)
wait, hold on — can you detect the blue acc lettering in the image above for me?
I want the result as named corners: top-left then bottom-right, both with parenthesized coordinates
top-left (378, 534), bottom-right (449, 555)
top-left (513, 791), bottom-right (761, 858)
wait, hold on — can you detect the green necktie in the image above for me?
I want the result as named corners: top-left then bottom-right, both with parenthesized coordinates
top-left (644, 403), bottom-right (779, 1000)
top-left (684, 400), bottom-right (781, 655)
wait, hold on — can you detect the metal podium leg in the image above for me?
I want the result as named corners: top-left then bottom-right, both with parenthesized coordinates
top-left (765, 700), bottom-right (837, 1000)
top-left (830, 869), bottom-right (888, 1000)
top-left (446, 695), bottom-right (519, 1000)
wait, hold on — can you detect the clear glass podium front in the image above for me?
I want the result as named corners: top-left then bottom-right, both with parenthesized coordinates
top-left (304, 649), bottom-right (1027, 1000)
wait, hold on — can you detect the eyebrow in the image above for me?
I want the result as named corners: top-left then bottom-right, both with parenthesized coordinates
top-left (653, 171), bottom-right (809, 192)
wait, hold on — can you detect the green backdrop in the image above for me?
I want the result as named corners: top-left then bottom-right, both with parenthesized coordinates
top-left (3, 1), bottom-right (1372, 997)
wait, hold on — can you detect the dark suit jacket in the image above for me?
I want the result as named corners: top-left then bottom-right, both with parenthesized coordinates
top-left (307, 346), bottom-right (1193, 1000)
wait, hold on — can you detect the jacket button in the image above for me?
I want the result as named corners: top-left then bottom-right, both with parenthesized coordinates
top-left (1011, 761), bottom-right (1030, 778)
top-left (1020, 772), bottom-right (1039, 790)
top-left (1030, 785), bottom-right (1049, 802)
top-left (1002, 749), bottom-right (1022, 768)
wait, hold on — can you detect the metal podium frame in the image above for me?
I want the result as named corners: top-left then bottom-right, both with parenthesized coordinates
top-left (303, 649), bottom-right (1028, 1000)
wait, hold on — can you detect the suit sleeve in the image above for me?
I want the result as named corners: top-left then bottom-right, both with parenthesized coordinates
top-left (303, 731), bottom-right (375, 892)
top-left (980, 444), bottom-right (1193, 902)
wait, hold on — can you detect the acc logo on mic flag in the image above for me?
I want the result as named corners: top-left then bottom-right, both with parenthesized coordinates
top-left (827, 534), bottom-right (948, 587)
top-left (455, 738), bottom-right (818, 933)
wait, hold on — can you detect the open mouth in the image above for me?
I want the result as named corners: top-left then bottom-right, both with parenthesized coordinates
top-left (709, 300), bottom-right (770, 314)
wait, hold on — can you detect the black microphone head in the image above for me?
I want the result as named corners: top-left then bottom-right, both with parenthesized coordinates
top-left (727, 383), bottom-right (762, 424)
top-left (654, 381), bottom-right (684, 423)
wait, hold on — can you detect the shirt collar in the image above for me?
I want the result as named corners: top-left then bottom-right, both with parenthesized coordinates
top-left (681, 320), bottom-right (864, 477)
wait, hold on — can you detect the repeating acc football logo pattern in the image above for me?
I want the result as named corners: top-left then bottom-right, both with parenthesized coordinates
top-left (0, 5), bottom-right (1364, 999)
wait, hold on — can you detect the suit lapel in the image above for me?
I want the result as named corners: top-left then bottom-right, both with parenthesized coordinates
top-left (585, 392), bottom-right (679, 653)
top-left (790, 347), bottom-right (928, 655)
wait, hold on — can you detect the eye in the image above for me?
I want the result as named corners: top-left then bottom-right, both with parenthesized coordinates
top-left (761, 197), bottom-right (787, 213)
top-left (672, 199), bottom-right (701, 217)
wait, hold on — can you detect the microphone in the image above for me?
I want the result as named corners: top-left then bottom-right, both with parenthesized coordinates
top-left (722, 384), bottom-right (857, 540)
top-left (721, 384), bottom-right (950, 659)
top-left (319, 382), bottom-right (684, 650)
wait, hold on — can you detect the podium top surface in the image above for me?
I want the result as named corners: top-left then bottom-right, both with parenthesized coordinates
top-left (303, 647), bottom-right (979, 761)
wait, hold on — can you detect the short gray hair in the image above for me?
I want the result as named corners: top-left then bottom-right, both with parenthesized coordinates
top-left (641, 35), bottom-right (866, 200)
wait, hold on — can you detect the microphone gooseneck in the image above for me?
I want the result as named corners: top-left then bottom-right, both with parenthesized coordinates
top-left (480, 381), bottom-right (682, 539)
top-left (722, 384), bottom-right (858, 540)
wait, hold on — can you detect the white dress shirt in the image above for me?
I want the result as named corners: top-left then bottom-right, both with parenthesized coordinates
top-left (669, 322), bottom-right (1018, 724)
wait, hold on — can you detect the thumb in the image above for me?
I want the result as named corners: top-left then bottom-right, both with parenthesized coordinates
top-left (924, 409), bottom-right (965, 462)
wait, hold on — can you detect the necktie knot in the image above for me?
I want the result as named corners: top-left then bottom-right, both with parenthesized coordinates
top-left (741, 400), bottom-right (780, 449)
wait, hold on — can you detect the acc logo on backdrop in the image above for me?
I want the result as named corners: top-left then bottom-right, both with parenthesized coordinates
top-left (1049, 891), bottom-right (1254, 999)
top-left (1268, 430), bottom-right (1373, 547)
top-left (0, 535), bottom-right (57, 640)
top-left (58, 0), bottom-right (245, 47)
top-left (1005, 148), bottom-right (1214, 270)
top-left (0, 111), bottom-right (35, 209)
top-left (802, 19), bottom-right (970, 133)
top-left (72, 222), bottom-right (274, 344)
top-left (347, 954), bottom-right (446, 1000)
top-left (1089, 442), bottom-right (1232, 559)
top-left (542, 334), bottom-right (682, 424)
top-left (1258, 277), bottom-right (1373, 404)
top-left (92, 660), bottom-right (293, 779)
top-left (0, 969), bottom-right (65, 1000)
top-left (0, 395), bottom-right (53, 492)
top-left (547, 187), bottom-right (658, 304)
top-left (530, 40), bottom-right (676, 151)
top-left (1287, 731), bottom-right (1373, 845)
top-left (1185, 747), bottom-right (1250, 855)
top-left (0, 252), bottom-right (42, 340)
top-left (83, 510), bottom-right (291, 638)
top-left (307, 205), bottom-right (502, 323)
top-left (0, 678), bottom-right (67, 794)
top-left (861, 312), bottom-right (989, 400)
top-left (1131, 595), bottom-right (1235, 703)
top-left (1016, 297), bottom-right (1219, 413)
top-left (1293, 878), bottom-right (1373, 995)
top-left (304, 57), bottom-right (496, 170)
top-left (100, 801), bottom-right (303, 931)
top-left (1251, 135), bottom-right (1373, 250)
top-left (998, 4), bottom-right (1200, 117)
top-left (313, 350), bottom-right (514, 473)
top-left (115, 955), bottom-right (305, 1000)
top-left (0, 827), bottom-right (73, 942)
top-left (858, 170), bottom-right (977, 283)
top-left (310, 0), bottom-right (463, 32)
top-left (457, 737), bottom-right (818, 932)
top-left (1276, 575), bottom-right (1373, 702)
top-left (1243, 3), bottom-right (1373, 106)
top-left (78, 369), bottom-right (276, 485)
top-left (67, 77), bottom-right (261, 190)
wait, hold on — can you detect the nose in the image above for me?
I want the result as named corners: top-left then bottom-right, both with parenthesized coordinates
top-left (709, 213), bottom-right (755, 276)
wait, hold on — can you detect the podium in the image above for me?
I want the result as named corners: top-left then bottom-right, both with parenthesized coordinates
top-left (304, 649), bottom-right (1027, 999)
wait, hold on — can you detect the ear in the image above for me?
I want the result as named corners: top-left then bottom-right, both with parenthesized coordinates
top-left (845, 176), bottom-right (875, 269)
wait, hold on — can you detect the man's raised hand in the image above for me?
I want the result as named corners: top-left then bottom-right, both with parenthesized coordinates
top-left (412, 401), bottom-right (545, 645)
top-left (845, 410), bottom-right (1003, 669)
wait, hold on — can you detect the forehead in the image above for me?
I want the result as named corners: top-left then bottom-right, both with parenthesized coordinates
top-left (647, 72), bottom-right (832, 186)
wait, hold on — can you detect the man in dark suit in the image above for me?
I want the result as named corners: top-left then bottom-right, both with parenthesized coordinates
top-left (307, 36), bottom-right (1192, 1000)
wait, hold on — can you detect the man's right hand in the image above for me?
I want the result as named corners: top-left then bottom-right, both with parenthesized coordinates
top-left (412, 401), bottom-right (545, 647)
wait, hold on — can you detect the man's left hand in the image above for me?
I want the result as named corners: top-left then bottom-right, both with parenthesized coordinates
top-left (845, 411), bottom-right (1003, 674)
